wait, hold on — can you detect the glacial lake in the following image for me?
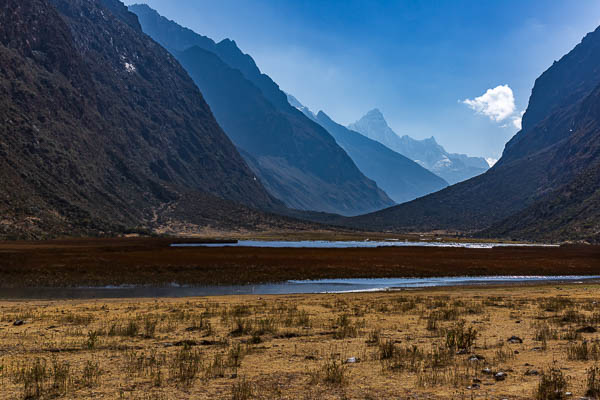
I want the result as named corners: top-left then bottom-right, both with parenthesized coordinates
top-left (170, 240), bottom-right (559, 249)
top-left (1, 276), bottom-right (597, 300)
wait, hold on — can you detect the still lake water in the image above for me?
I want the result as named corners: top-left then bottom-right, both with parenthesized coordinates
top-left (1, 276), bottom-right (597, 300)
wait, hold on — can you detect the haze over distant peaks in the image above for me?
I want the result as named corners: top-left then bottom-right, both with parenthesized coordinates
top-left (349, 109), bottom-right (489, 184)
top-left (286, 94), bottom-right (316, 120)
top-left (286, 94), bottom-right (448, 203)
top-left (348, 109), bottom-right (401, 151)
top-left (130, 4), bottom-right (394, 216)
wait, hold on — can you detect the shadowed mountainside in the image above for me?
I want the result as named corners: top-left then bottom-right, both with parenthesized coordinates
top-left (482, 80), bottom-right (600, 243)
top-left (129, 4), bottom-right (394, 216)
top-left (0, 0), bottom-right (299, 239)
top-left (482, 161), bottom-right (600, 243)
top-left (502, 26), bottom-right (600, 164)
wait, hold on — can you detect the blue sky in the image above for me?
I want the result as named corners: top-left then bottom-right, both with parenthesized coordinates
top-left (125, 0), bottom-right (600, 159)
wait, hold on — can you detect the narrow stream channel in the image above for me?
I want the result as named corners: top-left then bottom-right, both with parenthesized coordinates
top-left (1, 276), bottom-right (597, 300)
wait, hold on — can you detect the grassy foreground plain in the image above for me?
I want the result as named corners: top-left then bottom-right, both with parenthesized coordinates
top-left (1, 284), bottom-right (600, 399)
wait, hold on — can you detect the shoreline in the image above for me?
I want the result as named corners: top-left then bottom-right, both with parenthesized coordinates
top-left (1, 278), bottom-right (599, 301)
top-left (1, 238), bottom-right (598, 288)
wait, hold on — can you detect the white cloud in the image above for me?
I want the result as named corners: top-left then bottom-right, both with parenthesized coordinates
top-left (463, 85), bottom-right (516, 122)
top-left (511, 110), bottom-right (525, 130)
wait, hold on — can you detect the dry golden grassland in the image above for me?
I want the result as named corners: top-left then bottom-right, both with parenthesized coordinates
top-left (1, 284), bottom-right (600, 399)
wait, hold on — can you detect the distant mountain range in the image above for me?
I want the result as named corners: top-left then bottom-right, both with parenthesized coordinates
top-left (349, 109), bottom-right (490, 184)
top-left (343, 26), bottom-right (600, 243)
top-left (286, 95), bottom-right (448, 203)
top-left (2, 0), bottom-right (598, 243)
top-left (130, 4), bottom-right (394, 216)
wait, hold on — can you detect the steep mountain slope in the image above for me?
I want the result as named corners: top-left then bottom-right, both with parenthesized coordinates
top-left (130, 4), bottom-right (394, 216)
top-left (0, 0), bottom-right (283, 238)
top-left (289, 103), bottom-right (448, 203)
top-left (482, 81), bottom-right (600, 243)
top-left (483, 161), bottom-right (600, 243)
top-left (345, 27), bottom-right (600, 239)
top-left (502, 26), bottom-right (600, 164)
top-left (129, 4), bottom-right (289, 112)
top-left (349, 109), bottom-right (489, 184)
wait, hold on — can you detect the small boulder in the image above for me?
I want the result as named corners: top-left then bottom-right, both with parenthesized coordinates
top-left (507, 336), bottom-right (523, 344)
top-left (494, 372), bottom-right (507, 381)
top-left (173, 340), bottom-right (197, 347)
top-left (13, 320), bottom-right (24, 326)
top-left (576, 326), bottom-right (597, 334)
top-left (525, 369), bottom-right (539, 376)
top-left (468, 354), bottom-right (486, 362)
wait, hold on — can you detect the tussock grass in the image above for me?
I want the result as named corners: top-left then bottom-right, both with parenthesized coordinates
top-left (3, 285), bottom-right (600, 398)
top-left (311, 359), bottom-right (346, 386)
top-left (586, 365), bottom-right (600, 398)
top-left (231, 377), bottom-right (253, 400)
top-left (168, 345), bottom-right (201, 386)
top-left (444, 321), bottom-right (477, 352)
top-left (567, 341), bottom-right (600, 361)
top-left (535, 366), bottom-right (568, 400)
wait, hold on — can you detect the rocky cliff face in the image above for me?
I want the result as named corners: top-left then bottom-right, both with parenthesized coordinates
top-left (503, 26), bottom-right (600, 164)
top-left (130, 4), bottom-right (394, 216)
top-left (0, 0), bottom-right (279, 238)
top-left (349, 109), bottom-right (489, 184)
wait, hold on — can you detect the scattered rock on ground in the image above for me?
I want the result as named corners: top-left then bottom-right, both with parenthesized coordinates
top-left (507, 336), bottom-right (523, 344)
top-left (576, 326), bottom-right (597, 333)
top-left (173, 340), bottom-right (197, 347)
top-left (494, 371), bottom-right (507, 381)
top-left (525, 369), bottom-right (539, 376)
